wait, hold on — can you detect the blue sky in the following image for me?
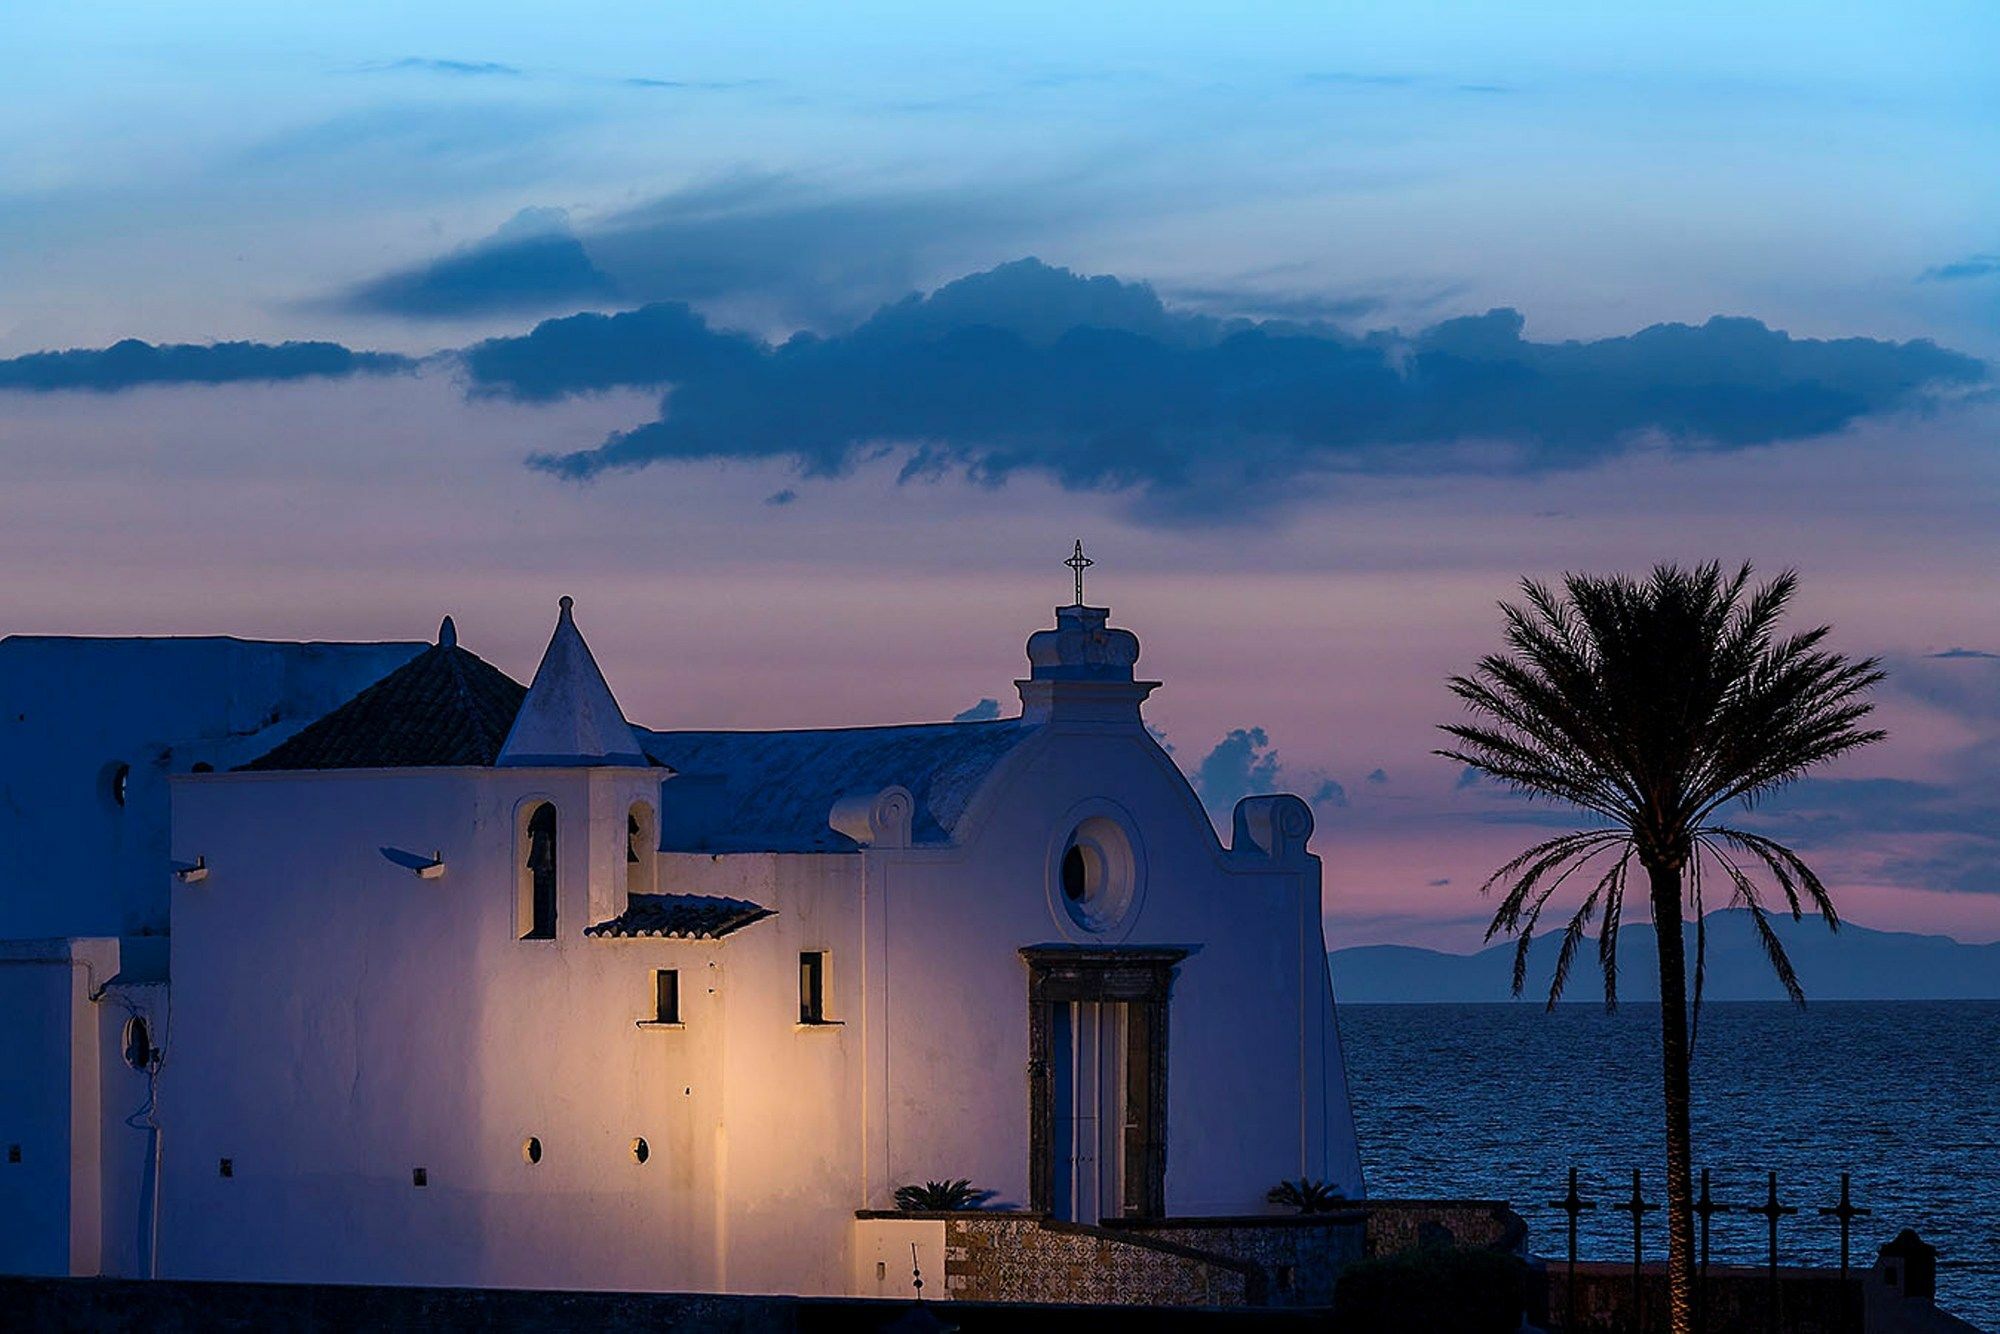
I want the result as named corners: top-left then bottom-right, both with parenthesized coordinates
top-left (5, 2), bottom-right (1995, 353)
top-left (2, 2), bottom-right (1996, 947)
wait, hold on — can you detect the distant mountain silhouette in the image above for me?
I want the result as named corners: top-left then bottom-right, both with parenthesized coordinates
top-left (1331, 909), bottom-right (2000, 1003)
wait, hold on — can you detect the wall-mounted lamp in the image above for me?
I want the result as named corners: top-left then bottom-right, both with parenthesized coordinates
top-left (415, 851), bottom-right (446, 881)
top-left (174, 855), bottom-right (209, 884)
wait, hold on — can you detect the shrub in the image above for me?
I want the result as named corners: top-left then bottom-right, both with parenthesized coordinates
top-left (894, 1179), bottom-right (993, 1211)
top-left (1267, 1177), bottom-right (1347, 1214)
top-left (1332, 1245), bottom-right (1529, 1334)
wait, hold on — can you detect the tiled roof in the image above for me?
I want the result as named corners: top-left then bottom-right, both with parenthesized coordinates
top-left (583, 893), bottom-right (774, 939)
top-left (238, 640), bottom-right (527, 771)
top-left (639, 719), bottom-right (1039, 852)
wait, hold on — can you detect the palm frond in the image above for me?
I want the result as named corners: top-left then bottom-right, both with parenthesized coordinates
top-left (1443, 562), bottom-right (1882, 1021)
top-left (1699, 838), bottom-right (1808, 1007)
top-left (1546, 847), bottom-right (1631, 1009)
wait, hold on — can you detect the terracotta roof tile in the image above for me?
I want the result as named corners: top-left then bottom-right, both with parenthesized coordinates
top-left (583, 893), bottom-right (774, 939)
top-left (238, 643), bottom-right (527, 771)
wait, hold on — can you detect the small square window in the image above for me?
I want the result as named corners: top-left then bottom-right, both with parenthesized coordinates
top-left (412, 1167), bottom-right (428, 1187)
top-left (7, 1144), bottom-right (21, 1164)
top-left (218, 1158), bottom-right (233, 1178)
top-left (799, 951), bottom-right (827, 1024)
top-left (654, 969), bottom-right (681, 1025)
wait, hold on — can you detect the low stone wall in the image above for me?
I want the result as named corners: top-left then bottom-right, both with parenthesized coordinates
top-left (1545, 1261), bottom-right (1863, 1334)
top-left (1102, 1214), bottom-right (1367, 1307)
top-left (938, 1214), bottom-right (1261, 1307)
top-left (0, 1277), bottom-right (1339, 1332)
top-left (1542, 1260), bottom-right (1985, 1334)
top-left (1360, 1198), bottom-right (1527, 1257)
top-left (849, 1200), bottom-right (1527, 1311)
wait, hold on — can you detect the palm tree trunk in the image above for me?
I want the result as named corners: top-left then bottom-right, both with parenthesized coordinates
top-left (1650, 862), bottom-right (1697, 1334)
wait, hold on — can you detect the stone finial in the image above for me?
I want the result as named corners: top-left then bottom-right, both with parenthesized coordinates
top-left (1025, 605), bottom-right (1140, 682)
top-left (1232, 794), bottom-right (1315, 864)
top-left (1016, 603), bottom-right (1156, 726)
top-left (437, 616), bottom-right (457, 649)
top-left (828, 785), bottom-right (915, 849)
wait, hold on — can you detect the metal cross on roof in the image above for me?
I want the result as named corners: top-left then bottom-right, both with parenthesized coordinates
top-left (1065, 539), bottom-right (1094, 606)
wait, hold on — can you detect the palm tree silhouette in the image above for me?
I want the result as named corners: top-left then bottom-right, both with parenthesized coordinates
top-left (1437, 563), bottom-right (1884, 1334)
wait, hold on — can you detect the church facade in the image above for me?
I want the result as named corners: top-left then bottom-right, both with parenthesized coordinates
top-left (2, 592), bottom-right (1363, 1296)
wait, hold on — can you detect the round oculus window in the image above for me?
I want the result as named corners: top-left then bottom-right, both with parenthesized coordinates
top-left (1056, 816), bottom-right (1137, 932)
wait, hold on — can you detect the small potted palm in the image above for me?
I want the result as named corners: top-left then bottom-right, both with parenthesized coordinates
top-left (895, 1179), bottom-right (995, 1212)
top-left (1267, 1177), bottom-right (1347, 1214)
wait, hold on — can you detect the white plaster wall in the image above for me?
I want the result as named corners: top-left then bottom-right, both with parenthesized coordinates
top-left (154, 712), bottom-right (1359, 1295)
top-left (0, 938), bottom-right (124, 1276)
top-left (649, 851), bottom-right (868, 1296)
top-left (93, 980), bottom-right (167, 1279)
top-left (861, 725), bottom-right (1363, 1217)
top-left (161, 765), bottom-right (810, 1291)
top-left (852, 1217), bottom-right (945, 1300)
top-left (0, 946), bottom-right (85, 1275)
top-left (0, 636), bottom-right (419, 940)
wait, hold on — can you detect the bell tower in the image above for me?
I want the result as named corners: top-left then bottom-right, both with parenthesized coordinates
top-left (1015, 542), bottom-right (1159, 728)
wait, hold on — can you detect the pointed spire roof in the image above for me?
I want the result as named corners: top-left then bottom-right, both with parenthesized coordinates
top-left (497, 596), bottom-right (648, 767)
top-left (240, 617), bottom-right (527, 771)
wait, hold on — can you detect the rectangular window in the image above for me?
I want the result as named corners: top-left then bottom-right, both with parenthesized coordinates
top-left (653, 969), bottom-right (681, 1025)
top-left (799, 951), bottom-right (827, 1024)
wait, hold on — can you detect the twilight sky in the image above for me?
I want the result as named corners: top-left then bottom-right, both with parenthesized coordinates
top-left (3, 2), bottom-right (1997, 949)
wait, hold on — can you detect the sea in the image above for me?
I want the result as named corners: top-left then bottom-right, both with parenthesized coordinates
top-left (1338, 1001), bottom-right (2000, 1331)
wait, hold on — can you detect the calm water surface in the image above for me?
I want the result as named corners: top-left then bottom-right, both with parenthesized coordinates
top-left (1337, 1001), bottom-right (1999, 1330)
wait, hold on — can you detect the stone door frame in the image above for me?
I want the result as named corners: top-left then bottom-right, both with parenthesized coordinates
top-left (1022, 945), bottom-right (1186, 1220)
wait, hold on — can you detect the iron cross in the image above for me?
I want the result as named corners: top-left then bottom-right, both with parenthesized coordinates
top-left (1695, 1168), bottom-right (1733, 1334)
top-left (1613, 1168), bottom-right (1658, 1327)
top-left (1749, 1170), bottom-right (1798, 1334)
top-left (1548, 1167), bottom-right (1597, 1332)
top-left (1818, 1173), bottom-right (1871, 1280)
top-left (1065, 539), bottom-right (1094, 605)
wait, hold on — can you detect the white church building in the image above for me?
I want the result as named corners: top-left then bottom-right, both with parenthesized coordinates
top-left (1, 585), bottom-right (1364, 1299)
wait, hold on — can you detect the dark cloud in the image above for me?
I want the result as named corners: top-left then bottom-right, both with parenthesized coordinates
top-left (620, 76), bottom-right (768, 91)
top-left (463, 302), bottom-right (761, 401)
top-left (952, 698), bottom-right (1003, 722)
top-left (1191, 727), bottom-right (1282, 820)
top-left (763, 488), bottom-right (799, 507)
top-left (1366, 768), bottom-right (1390, 784)
top-left (340, 209), bottom-right (619, 319)
top-left (1876, 845), bottom-right (1998, 896)
top-left (489, 259), bottom-right (1983, 516)
top-left (0, 339), bottom-right (412, 393)
top-left (1310, 777), bottom-right (1349, 808)
top-left (339, 173), bottom-right (1037, 330)
top-left (1919, 254), bottom-right (2000, 283)
top-left (1187, 727), bottom-right (1353, 823)
top-left (579, 174), bottom-right (1041, 328)
top-left (383, 58), bottom-right (524, 78)
top-left (1735, 651), bottom-right (2000, 894)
